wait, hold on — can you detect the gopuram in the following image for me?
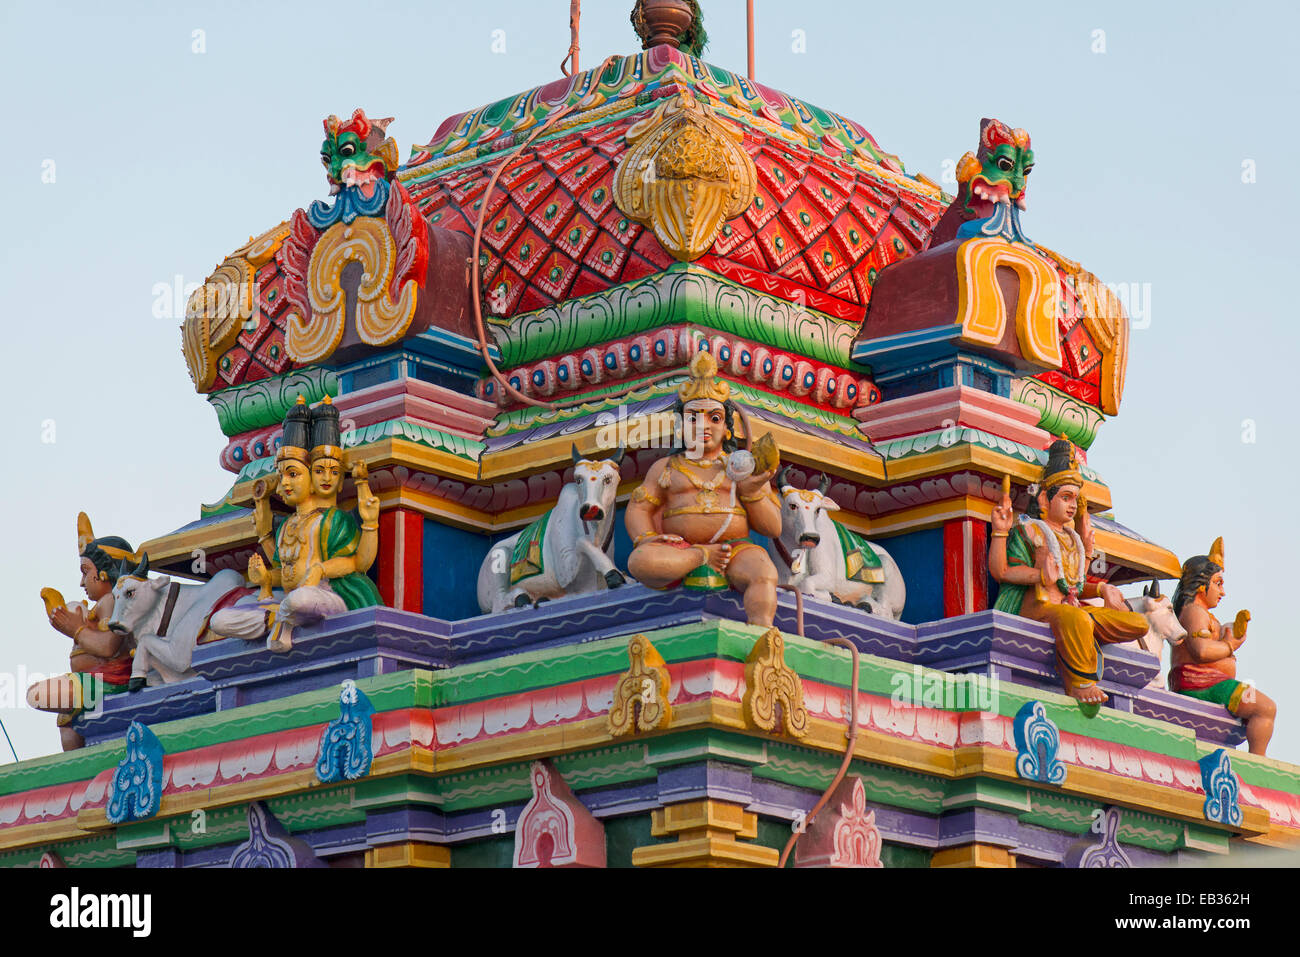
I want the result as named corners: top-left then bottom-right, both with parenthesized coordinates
top-left (3, 2), bottom-right (1297, 869)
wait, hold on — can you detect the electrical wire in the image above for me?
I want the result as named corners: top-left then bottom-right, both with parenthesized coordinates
top-left (560, 0), bottom-right (581, 76)
top-left (779, 636), bottom-right (859, 867)
top-left (0, 716), bottom-right (18, 763)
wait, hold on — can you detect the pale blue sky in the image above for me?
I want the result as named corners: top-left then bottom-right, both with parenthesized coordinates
top-left (1, 0), bottom-right (1297, 761)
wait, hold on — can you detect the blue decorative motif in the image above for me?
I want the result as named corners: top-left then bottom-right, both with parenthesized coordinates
top-left (229, 803), bottom-right (295, 868)
top-left (1013, 700), bottom-right (1066, 785)
top-left (1065, 806), bottom-right (1132, 868)
top-left (106, 721), bottom-right (165, 824)
top-left (307, 179), bottom-right (391, 229)
top-left (315, 680), bottom-right (375, 783)
top-left (958, 202), bottom-right (1036, 247)
top-left (1199, 749), bottom-right (1243, 827)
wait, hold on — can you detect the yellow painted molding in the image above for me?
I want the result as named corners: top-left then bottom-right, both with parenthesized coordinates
top-left (932, 843), bottom-right (1016, 868)
top-left (634, 798), bottom-right (778, 868)
top-left (650, 799), bottom-right (758, 839)
top-left (631, 833), bottom-right (779, 868)
top-left (365, 842), bottom-right (452, 868)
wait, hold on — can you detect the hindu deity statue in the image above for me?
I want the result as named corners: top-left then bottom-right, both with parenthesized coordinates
top-left (1170, 539), bottom-right (1275, 755)
top-left (209, 396), bottom-right (383, 652)
top-left (625, 351), bottom-right (782, 626)
top-left (29, 515), bottom-right (138, 750)
top-left (990, 437), bottom-right (1150, 714)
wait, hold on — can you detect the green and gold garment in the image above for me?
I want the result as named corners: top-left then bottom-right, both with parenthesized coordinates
top-left (275, 508), bottom-right (383, 610)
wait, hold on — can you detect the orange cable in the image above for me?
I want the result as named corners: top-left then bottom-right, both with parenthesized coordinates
top-left (560, 0), bottom-right (581, 76)
top-left (778, 636), bottom-right (859, 868)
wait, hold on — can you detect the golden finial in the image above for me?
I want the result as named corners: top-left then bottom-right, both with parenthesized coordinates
top-left (295, 394), bottom-right (307, 405)
top-left (678, 350), bottom-right (731, 405)
top-left (1209, 536), bottom-right (1224, 568)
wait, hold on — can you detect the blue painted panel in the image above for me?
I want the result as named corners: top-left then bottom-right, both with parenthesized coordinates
top-left (424, 519), bottom-right (494, 620)
top-left (880, 527), bottom-right (942, 624)
top-left (334, 349), bottom-right (483, 396)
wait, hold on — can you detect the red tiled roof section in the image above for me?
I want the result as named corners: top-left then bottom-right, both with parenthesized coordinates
top-left (1048, 259), bottom-right (1102, 406)
top-left (211, 255), bottom-right (295, 390)
top-left (404, 119), bottom-right (947, 327)
top-left (404, 120), bottom-right (1104, 406)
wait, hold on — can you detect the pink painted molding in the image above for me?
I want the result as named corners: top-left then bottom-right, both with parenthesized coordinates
top-left (854, 385), bottom-right (1048, 449)
top-left (219, 376), bottom-right (498, 472)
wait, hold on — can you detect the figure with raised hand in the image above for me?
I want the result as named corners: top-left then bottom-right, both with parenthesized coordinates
top-left (990, 437), bottom-right (1149, 714)
top-left (209, 396), bottom-right (382, 652)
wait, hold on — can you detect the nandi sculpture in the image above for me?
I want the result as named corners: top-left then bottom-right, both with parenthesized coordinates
top-left (477, 445), bottom-right (627, 613)
top-left (766, 468), bottom-right (905, 619)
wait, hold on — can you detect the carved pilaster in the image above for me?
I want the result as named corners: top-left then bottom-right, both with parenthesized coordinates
top-left (632, 799), bottom-right (778, 868)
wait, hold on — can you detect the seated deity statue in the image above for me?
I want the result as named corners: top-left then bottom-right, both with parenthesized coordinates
top-left (209, 396), bottom-right (382, 652)
top-left (990, 437), bottom-right (1150, 715)
top-left (625, 351), bottom-right (783, 626)
top-left (28, 514), bottom-right (138, 750)
top-left (1170, 538), bottom-right (1275, 756)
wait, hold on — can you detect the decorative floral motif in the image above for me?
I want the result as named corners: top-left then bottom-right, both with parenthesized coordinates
top-left (513, 761), bottom-right (605, 868)
top-left (1199, 749), bottom-right (1243, 827)
top-left (1065, 806), bottom-right (1133, 868)
top-left (1013, 700), bottom-right (1066, 785)
top-left (612, 90), bottom-right (756, 262)
top-left (285, 215), bottom-right (419, 363)
top-left (315, 681), bottom-right (375, 783)
top-left (742, 627), bottom-right (809, 738)
top-left (106, 721), bottom-right (165, 824)
top-left (229, 802), bottom-right (294, 868)
top-left (830, 777), bottom-right (883, 867)
top-left (607, 635), bottom-right (672, 736)
top-left (182, 224), bottom-right (291, 393)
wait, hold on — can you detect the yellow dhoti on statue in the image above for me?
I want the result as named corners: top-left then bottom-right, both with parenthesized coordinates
top-left (1037, 604), bottom-right (1149, 694)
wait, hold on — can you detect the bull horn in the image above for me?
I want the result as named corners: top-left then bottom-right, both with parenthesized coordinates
top-left (571, 443), bottom-right (582, 465)
top-left (775, 465), bottom-right (792, 490)
top-left (817, 473), bottom-right (831, 495)
top-left (131, 553), bottom-right (150, 579)
top-left (611, 444), bottom-right (625, 466)
top-left (1149, 579), bottom-right (1161, 599)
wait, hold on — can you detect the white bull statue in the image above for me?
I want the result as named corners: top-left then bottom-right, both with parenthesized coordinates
top-left (1123, 580), bottom-right (1186, 690)
top-left (106, 555), bottom-right (250, 689)
top-left (477, 445), bottom-right (627, 614)
top-left (766, 469), bottom-right (906, 620)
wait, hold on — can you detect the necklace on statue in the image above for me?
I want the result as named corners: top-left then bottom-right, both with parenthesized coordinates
top-left (673, 456), bottom-right (727, 510)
